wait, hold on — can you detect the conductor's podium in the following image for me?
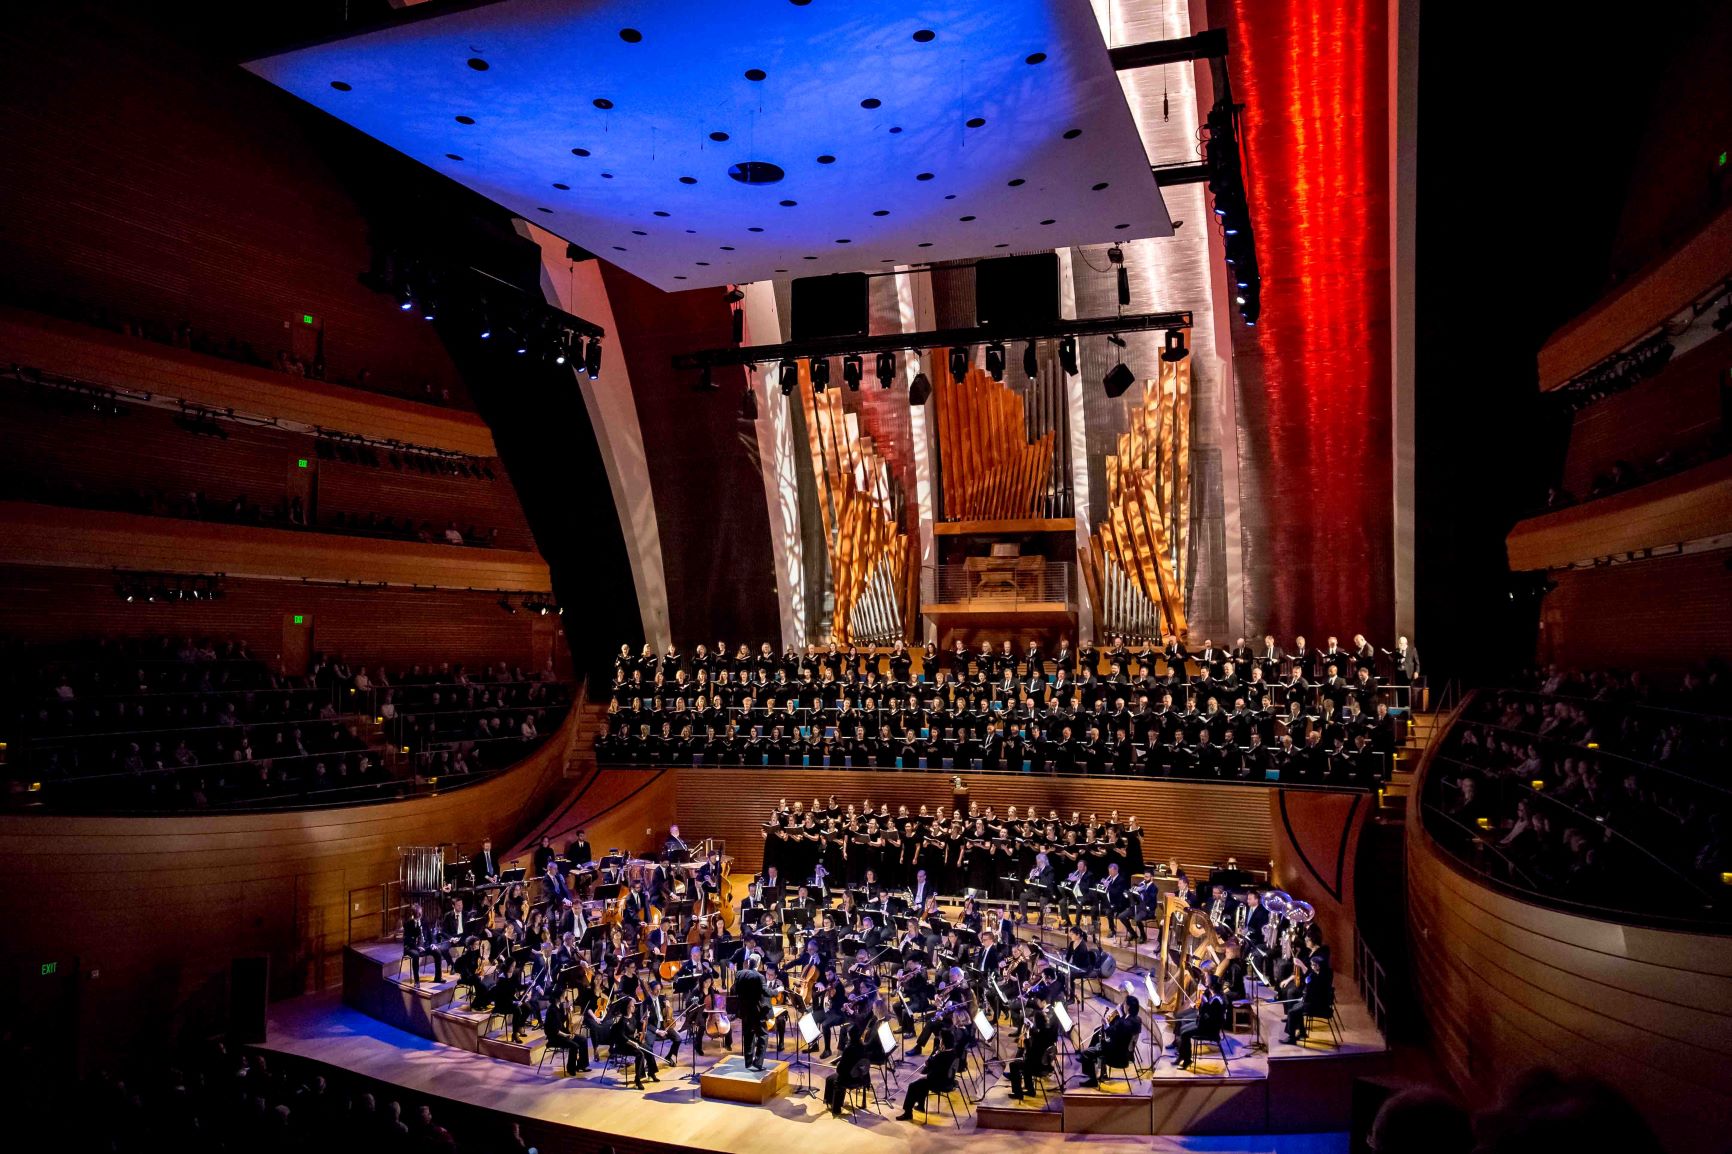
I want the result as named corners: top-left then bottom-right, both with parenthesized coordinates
top-left (699, 1055), bottom-right (789, 1104)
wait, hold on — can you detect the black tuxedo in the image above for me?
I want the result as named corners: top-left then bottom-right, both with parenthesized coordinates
top-left (731, 967), bottom-right (770, 1067)
top-left (1080, 1012), bottom-right (1141, 1082)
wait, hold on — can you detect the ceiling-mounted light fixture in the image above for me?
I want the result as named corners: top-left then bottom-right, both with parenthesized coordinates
top-left (811, 356), bottom-right (830, 391)
top-left (908, 372), bottom-right (933, 406)
top-left (984, 342), bottom-right (1006, 382)
top-left (948, 346), bottom-right (969, 381)
top-left (741, 383), bottom-right (758, 420)
top-left (1161, 328), bottom-right (1189, 363)
top-left (875, 351), bottom-right (895, 388)
top-left (584, 337), bottom-right (603, 379)
top-left (1058, 336), bottom-right (1078, 376)
top-left (779, 357), bottom-right (799, 396)
top-left (842, 354), bottom-right (863, 391)
top-left (1023, 341), bottom-right (1038, 380)
top-left (1109, 245), bottom-right (1129, 308)
top-left (694, 363), bottom-right (718, 391)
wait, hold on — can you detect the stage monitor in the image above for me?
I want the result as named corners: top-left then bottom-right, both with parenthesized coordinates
top-left (791, 273), bottom-right (870, 342)
top-left (976, 252), bottom-right (1060, 331)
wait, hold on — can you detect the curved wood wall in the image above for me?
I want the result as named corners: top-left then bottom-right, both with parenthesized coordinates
top-left (0, 711), bottom-right (576, 1065)
top-left (1270, 788), bottom-right (1371, 980)
top-left (1406, 744), bottom-right (1732, 1151)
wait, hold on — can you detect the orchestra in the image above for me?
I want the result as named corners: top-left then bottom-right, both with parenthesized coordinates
top-left (393, 813), bottom-right (1337, 1124)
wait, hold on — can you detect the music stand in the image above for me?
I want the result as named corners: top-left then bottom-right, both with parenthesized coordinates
top-left (1142, 974), bottom-right (1164, 1071)
top-left (1051, 1001), bottom-right (1077, 1088)
top-left (792, 1013), bottom-right (821, 1097)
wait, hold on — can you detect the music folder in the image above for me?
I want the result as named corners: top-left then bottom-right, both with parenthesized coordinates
top-left (797, 1012), bottom-right (821, 1044)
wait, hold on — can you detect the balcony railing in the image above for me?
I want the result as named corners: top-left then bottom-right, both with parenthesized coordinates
top-left (922, 560), bottom-right (1075, 607)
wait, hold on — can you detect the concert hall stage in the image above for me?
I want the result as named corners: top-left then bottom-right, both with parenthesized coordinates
top-left (262, 940), bottom-right (1385, 1154)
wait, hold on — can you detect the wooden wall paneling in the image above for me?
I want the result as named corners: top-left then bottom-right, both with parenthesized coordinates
top-left (0, 312), bottom-right (496, 456)
top-left (1505, 455), bottom-right (1732, 571)
top-left (1537, 548), bottom-right (1732, 672)
top-left (1269, 788), bottom-right (1370, 980)
top-left (0, 710), bottom-right (576, 1063)
top-left (0, 565), bottom-right (541, 672)
top-left (661, 768), bottom-right (1276, 878)
top-left (315, 459), bottom-right (534, 550)
top-left (1560, 331), bottom-right (1731, 497)
top-left (0, 502), bottom-right (551, 592)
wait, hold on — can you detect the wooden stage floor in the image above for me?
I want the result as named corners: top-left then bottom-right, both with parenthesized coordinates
top-left (262, 982), bottom-right (1366, 1154)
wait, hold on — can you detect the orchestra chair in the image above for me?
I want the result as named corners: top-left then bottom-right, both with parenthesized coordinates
top-left (537, 1034), bottom-right (574, 1076)
top-left (1189, 1035), bottom-right (1231, 1075)
top-left (1030, 1043), bottom-right (1061, 1104)
top-left (843, 1058), bottom-right (884, 1119)
top-left (1300, 1005), bottom-right (1343, 1047)
top-left (596, 1044), bottom-right (635, 1086)
top-left (1230, 989), bottom-right (1262, 1046)
top-left (871, 1046), bottom-right (901, 1099)
top-left (930, 1082), bottom-right (973, 1129)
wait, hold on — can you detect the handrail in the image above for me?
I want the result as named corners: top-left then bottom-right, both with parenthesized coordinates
top-left (25, 713), bottom-right (365, 746)
top-left (1352, 925), bottom-right (1390, 1038)
top-left (1429, 750), bottom-right (1719, 903)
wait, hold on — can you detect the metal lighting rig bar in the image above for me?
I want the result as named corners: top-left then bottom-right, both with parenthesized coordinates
top-left (1106, 28), bottom-right (1228, 71)
top-left (672, 310), bottom-right (1192, 372)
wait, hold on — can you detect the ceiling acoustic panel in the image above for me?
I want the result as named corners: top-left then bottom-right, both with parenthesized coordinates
top-left (246, 0), bottom-right (1171, 290)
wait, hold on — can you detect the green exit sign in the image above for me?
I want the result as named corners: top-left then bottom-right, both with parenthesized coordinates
top-left (297, 458), bottom-right (308, 469)
top-left (292, 615), bottom-right (305, 625)
top-left (303, 314), bottom-right (316, 325)
top-left (40, 961), bottom-right (56, 976)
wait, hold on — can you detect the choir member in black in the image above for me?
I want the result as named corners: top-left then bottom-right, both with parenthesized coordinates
top-left (401, 903), bottom-right (443, 984)
top-left (1175, 976), bottom-right (1227, 1068)
top-left (1077, 997), bottom-right (1143, 1086)
top-left (896, 1014), bottom-right (969, 1121)
top-left (732, 953), bottom-right (770, 1071)
top-left (1006, 990), bottom-right (1060, 1100)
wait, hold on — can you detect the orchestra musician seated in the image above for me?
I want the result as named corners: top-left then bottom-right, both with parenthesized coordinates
top-left (1006, 990), bottom-right (1060, 1100)
top-left (1078, 996), bottom-right (1142, 1086)
top-left (1174, 975), bottom-right (1228, 1069)
top-left (823, 1018), bottom-right (877, 1117)
top-left (896, 1013), bottom-right (969, 1121)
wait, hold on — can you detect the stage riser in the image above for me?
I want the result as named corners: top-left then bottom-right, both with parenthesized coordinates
top-left (342, 947), bottom-right (459, 1040)
top-left (1153, 1080), bottom-right (1268, 1134)
top-left (976, 1104), bottom-right (1065, 1132)
top-left (1266, 1052), bottom-right (1392, 1132)
top-left (1062, 1093), bottom-right (1152, 1133)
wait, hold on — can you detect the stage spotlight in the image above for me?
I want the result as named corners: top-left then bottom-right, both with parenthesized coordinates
top-left (420, 298), bottom-right (438, 322)
top-left (514, 332), bottom-right (529, 356)
top-left (1109, 246), bottom-right (1130, 307)
top-left (398, 285), bottom-right (415, 311)
top-left (553, 334), bottom-right (569, 365)
top-left (741, 384), bottom-right (758, 420)
top-left (811, 356), bottom-right (830, 391)
top-left (949, 346), bottom-right (969, 381)
top-left (478, 315), bottom-right (492, 341)
top-left (1103, 362), bottom-right (1136, 397)
top-left (842, 354), bottom-right (863, 391)
top-left (497, 594), bottom-right (517, 614)
top-left (984, 342), bottom-right (1006, 381)
top-left (722, 287), bottom-right (746, 304)
top-left (694, 363), bottom-right (718, 391)
top-left (1161, 328), bottom-right (1189, 363)
top-left (1058, 336), bottom-right (1078, 376)
top-left (779, 357), bottom-right (799, 396)
top-left (875, 351), bottom-right (895, 388)
top-left (908, 372), bottom-right (932, 406)
top-left (1023, 341), bottom-right (1038, 379)
top-left (584, 337), bottom-right (602, 379)
top-left (731, 306), bottom-right (744, 344)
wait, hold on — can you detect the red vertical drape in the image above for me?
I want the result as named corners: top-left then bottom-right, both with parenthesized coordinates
top-left (1218, 0), bottom-right (1394, 642)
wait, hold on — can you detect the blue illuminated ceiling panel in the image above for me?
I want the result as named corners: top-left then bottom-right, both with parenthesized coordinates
top-left (247, 0), bottom-right (1171, 291)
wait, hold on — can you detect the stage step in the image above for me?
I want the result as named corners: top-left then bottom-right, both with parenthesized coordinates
top-left (975, 1081), bottom-right (1065, 1132)
top-left (431, 1001), bottom-right (492, 1052)
top-left (1062, 1088), bottom-right (1154, 1134)
top-left (480, 1026), bottom-right (546, 1065)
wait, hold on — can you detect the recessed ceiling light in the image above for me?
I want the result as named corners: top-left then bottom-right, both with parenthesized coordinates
top-left (944, 194), bottom-right (957, 200)
top-left (995, 243), bottom-right (1010, 248)
top-left (455, 115), bottom-right (475, 124)
top-left (745, 68), bottom-right (767, 81)
top-left (916, 172), bottom-right (934, 181)
top-left (1092, 182), bottom-right (1109, 191)
top-left (594, 98), bottom-right (614, 110)
top-left (747, 226), bottom-right (765, 232)
top-left (552, 182), bottom-right (570, 190)
top-left (728, 161), bottom-right (785, 185)
top-left (1040, 218), bottom-right (1055, 225)
top-left (804, 255), bottom-right (818, 260)
top-left (918, 242), bottom-right (933, 247)
top-left (888, 126), bottom-right (903, 134)
top-left (696, 261), bottom-right (711, 266)
top-left (790, 0), bottom-right (812, 6)
top-left (779, 199), bottom-right (797, 206)
top-left (775, 269), bottom-right (788, 273)
top-left (330, 80), bottom-right (352, 91)
top-left (632, 230), bottom-right (647, 236)
top-left (835, 238), bottom-right (851, 244)
top-left (1114, 223), bottom-right (1131, 230)
top-left (653, 210), bottom-right (671, 217)
top-left (1063, 128), bottom-right (1082, 139)
top-left (467, 58), bottom-right (489, 71)
top-left (872, 209), bottom-right (890, 216)
top-left (613, 245), bottom-right (626, 251)
top-left (710, 131), bottom-right (730, 142)
top-left (966, 117), bottom-right (986, 128)
top-left (685, 229), bottom-right (697, 234)
top-left (1008, 178), bottom-right (1026, 187)
top-left (817, 154), bottom-right (836, 164)
top-left (860, 98), bottom-right (882, 109)
top-left (445, 153), bottom-right (462, 161)
top-left (601, 172), bottom-right (614, 179)
top-left (537, 207), bottom-right (553, 214)
top-left (619, 28), bottom-right (642, 43)
top-left (913, 29), bottom-right (936, 42)
top-left (679, 176), bottom-right (698, 184)
top-left (572, 147), bottom-right (591, 157)
top-left (1026, 52), bottom-right (1047, 65)
top-left (959, 215), bottom-right (975, 222)
top-left (674, 275), bottom-right (687, 280)
top-left (721, 245), bottom-right (736, 250)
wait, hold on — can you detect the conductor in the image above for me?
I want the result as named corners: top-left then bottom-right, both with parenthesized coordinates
top-left (731, 951), bottom-right (770, 1071)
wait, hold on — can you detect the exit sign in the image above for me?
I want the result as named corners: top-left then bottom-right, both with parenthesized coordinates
top-left (303, 314), bottom-right (316, 325)
top-left (297, 458), bottom-right (308, 468)
top-left (40, 961), bottom-right (56, 976)
top-left (292, 615), bottom-right (305, 625)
